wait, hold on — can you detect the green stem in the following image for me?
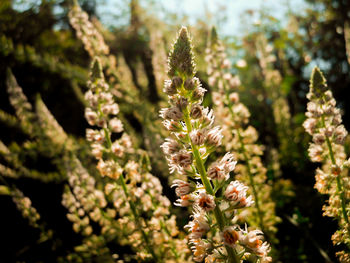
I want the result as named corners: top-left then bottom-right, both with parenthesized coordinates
top-left (183, 108), bottom-right (239, 263)
top-left (320, 116), bottom-right (349, 226)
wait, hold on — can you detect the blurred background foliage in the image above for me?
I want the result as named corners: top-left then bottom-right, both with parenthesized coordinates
top-left (1, 0), bottom-right (350, 262)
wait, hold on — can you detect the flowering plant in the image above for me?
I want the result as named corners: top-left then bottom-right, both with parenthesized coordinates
top-left (160, 26), bottom-right (271, 263)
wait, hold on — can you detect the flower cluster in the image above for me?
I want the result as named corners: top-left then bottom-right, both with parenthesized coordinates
top-left (61, 157), bottom-right (125, 262)
top-left (12, 188), bottom-right (41, 228)
top-left (161, 26), bottom-right (271, 262)
top-left (62, 158), bottom-right (115, 237)
top-left (11, 187), bottom-right (53, 244)
top-left (35, 95), bottom-right (75, 151)
top-left (304, 67), bottom-right (350, 262)
top-left (85, 58), bottom-right (129, 165)
top-left (6, 68), bottom-right (36, 134)
top-left (84, 57), bottom-right (190, 262)
top-left (205, 27), bottom-right (282, 245)
top-left (68, 3), bottom-right (109, 58)
top-left (68, 1), bottom-right (125, 100)
top-left (68, 1), bottom-right (164, 165)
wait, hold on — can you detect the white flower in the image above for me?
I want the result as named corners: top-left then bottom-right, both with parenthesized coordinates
top-left (196, 191), bottom-right (216, 212)
top-left (308, 144), bottom-right (323, 162)
top-left (206, 126), bottom-right (223, 146)
top-left (190, 239), bottom-right (210, 262)
top-left (169, 150), bottom-right (193, 173)
top-left (109, 118), bottom-right (123, 133)
top-left (208, 153), bottom-right (236, 181)
top-left (160, 106), bottom-right (183, 120)
top-left (239, 228), bottom-right (271, 259)
top-left (221, 226), bottom-right (239, 247)
top-left (224, 180), bottom-right (254, 208)
top-left (85, 107), bottom-right (98, 126)
top-left (161, 138), bottom-right (182, 155)
top-left (174, 194), bottom-right (194, 207)
top-left (171, 179), bottom-right (193, 197)
top-left (190, 129), bottom-right (206, 145)
top-left (185, 207), bottom-right (209, 239)
top-left (207, 163), bottom-right (226, 180)
top-left (303, 118), bottom-right (317, 134)
top-left (220, 153), bottom-right (237, 173)
top-left (201, 107), bottom-right (215, 127)
top-left (236, 59), bottom-right (247, 68)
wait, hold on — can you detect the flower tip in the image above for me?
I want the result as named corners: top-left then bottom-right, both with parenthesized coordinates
top-left (176, 26), bottom-right (192, 50)
top-left (168, 26), bottom-right (195, 77)
top-left (311, 66), bottom-right (326, 89)
top-left (179, 26), bottom-right (189, 39)
top-left (91, 57), bottom-right (103, 80)
top-left (210, 26), bottom-right (218, 44)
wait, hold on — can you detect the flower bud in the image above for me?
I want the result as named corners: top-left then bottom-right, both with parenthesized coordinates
top-left (190, 104), bottom-right (203, 119)
top-left (172, 76), bottom-right (183, 89)
top-left (160, 107), bottom-right (183, 121)
top-left (190, 129), bottom-right (206, 145)
top-left (163, 79), bottom-right (177, 95)
top-left (184, 78), bottom-right (195, 90)
top-left (175, 97), bottom-right (189, 111)
top-left (171, 179), bottom-right (194, 196)
top-left (192, 86), bottom-right (207, 101)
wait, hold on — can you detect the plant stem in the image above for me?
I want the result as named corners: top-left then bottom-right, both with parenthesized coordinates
top-left (183, 108), bottom-right (240, 263)
top-left (320, 116), bottom-right (349, 226)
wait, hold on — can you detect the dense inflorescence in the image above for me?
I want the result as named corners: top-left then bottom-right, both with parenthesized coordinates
top-left (84, 57), bottom-right (190, 262)
top-left (160, 26), bottom-right (271, 263)
top-left (68, 3), bottom-right (109, 58)
top-left (304, 67), bottom-right (350, 263)
top-left (205, 28), bottom-right (282, 246)
top-left (68, 2), bottom-right (123, 99)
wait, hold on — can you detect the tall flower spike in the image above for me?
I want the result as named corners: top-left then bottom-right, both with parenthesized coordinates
top-left (161, 27), bottom-right (271, 263)
top-left (68, 3), bottom-right (109, 57)
top-left (304, 67), bottom-right (350, 262)
top-left (206, 28), bottom-right (283, 249)
top-left (85, 57), bottom-right (190, 262)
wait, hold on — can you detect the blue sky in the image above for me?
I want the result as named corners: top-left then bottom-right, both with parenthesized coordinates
top-left (12, 0), bottom-right (308, 38)
top-left (98, 0), bottom-right (308, 37)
